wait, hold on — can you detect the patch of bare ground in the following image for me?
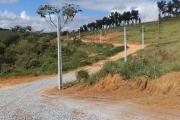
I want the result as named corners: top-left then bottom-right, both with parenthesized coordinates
top-left (0, 74), bottom-right (57, 88)
top-left (42, 72), bottom-right (180, 117)
top-left (84, 32), bottom-right (123, 43)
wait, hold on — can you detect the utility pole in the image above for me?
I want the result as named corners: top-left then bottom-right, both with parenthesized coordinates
top-left (158, 19), bottom-right (160, 44)
top-left (79, 29), bottom-right (80, 39)
top-left (67, 31), bottom-right (69, 40)
top-left (158, 10), bottom-right (160, 44)
top-left (100, 29), bottom-right (102, 44)
top-left (142, 26), bottom-right (144, 49)
top-left (124, 27), bottom-right (127, 62)
top-left (57, 17), bottom-right (63, 89)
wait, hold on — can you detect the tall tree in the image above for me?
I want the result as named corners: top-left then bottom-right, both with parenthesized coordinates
top-left (157, 0), bottom-right (167, 18)
top-left (83, 24), bottom-right (88, 31)
top-left (114, 11), bottom-right (119, 26)
top-left (167, 1), bottom-right (174, 16)
top-left (102, 17), bottom-right (108, 28)
top-left (109, 12), bottom-right (115, 27)
top-left (131, 10), bottom-right (139, 24)
top-left (172, 0), bottom-right (180, 17)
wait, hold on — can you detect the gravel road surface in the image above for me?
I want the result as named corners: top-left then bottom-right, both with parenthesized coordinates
top-left (1, 72), bottom-right (176, 120)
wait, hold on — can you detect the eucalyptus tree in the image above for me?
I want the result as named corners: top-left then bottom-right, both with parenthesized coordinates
top-left (131, 10), bottom-right (139, 24)
top-left (91, 22), bottom-right (96, 30)
top-left (126, 11), bottom-right (131, 25)
top-left (109, 12), bottom-right (115, 27)
top-left (172, 0), bottom-right (180, 17)
top-left (122, 12), bottom-right (131, 25)
top-left (114, 11), bottom-right (119, 26)
top-left (96, 20), bottom-right (103, 29)
top-left (87, 23), bottom-right (92, 31)
top-left (102, 16), bottom-right (108, 28)
top-left (167, 1), bottom-right (173, 16)
top-left (122, 12), bottom-right (127, 26)
top-left (118, 13), bottom-right (122, 26)
top-left (36, 3), bottom-right (81, 89)
top-left (83, 24), bottom-right (88, 31)
top-left (106, 18), bottom-right (111, 28)
top-left (157, 0), bottom-right (167, 17)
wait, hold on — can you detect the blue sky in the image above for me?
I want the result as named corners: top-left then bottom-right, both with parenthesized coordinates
top-left (0, 0), bottom-right (160, 32)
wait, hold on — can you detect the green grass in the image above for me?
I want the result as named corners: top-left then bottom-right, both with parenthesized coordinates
top-left (81, 17), bottom-right (180, 44)
top-left (81, 40), bottom-right (180, 86)
top-left (0, 29), bottom-right (18, 42)
top-left (61, 40), bottom-right (125, 72)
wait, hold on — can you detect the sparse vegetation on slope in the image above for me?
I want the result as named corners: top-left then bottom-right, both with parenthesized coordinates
top-left (71, 40), bottom-right (180, 87)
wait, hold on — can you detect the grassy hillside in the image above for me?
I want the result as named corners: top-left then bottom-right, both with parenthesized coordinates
top-left (0, 29), bottom-right (18, 42)
top-left (81, 17), bottom-right (180, 44)
top-left (67, 40), bottom-right (180, 87)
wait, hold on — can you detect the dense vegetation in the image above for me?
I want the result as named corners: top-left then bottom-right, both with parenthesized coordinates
top-left (0, 29), bottom-right (124, 78)
top-left (79, 10), bottom-right (140, 32)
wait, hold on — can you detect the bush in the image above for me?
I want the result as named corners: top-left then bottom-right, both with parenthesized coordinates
top-left (76, 70), bottom-right (89, 80)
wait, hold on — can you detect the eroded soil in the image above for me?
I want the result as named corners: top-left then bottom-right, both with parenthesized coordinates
top-left (42, 73), bottom-right (180, 119)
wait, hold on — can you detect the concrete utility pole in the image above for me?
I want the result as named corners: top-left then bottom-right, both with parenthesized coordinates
top-left (79, 29), bottom-right (80, 39)
top-left (158, 20), bottom-right (160, 44)
top-left (124, 27), bottom-right (127, 62)
top-left (100, 29), bottom-right (102, 44)
top-left (57, 17), bottom-right (63, 89)
top-left (67, 31), bottom-right (69, 40)
top-left (142, 26), bottom-right (144, 49)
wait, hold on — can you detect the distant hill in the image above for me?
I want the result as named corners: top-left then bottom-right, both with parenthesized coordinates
top-left (0, 28), bottom-right (18, 42)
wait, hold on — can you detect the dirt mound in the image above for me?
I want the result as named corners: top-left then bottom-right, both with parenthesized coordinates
top-left (43, 72), bottom-right (180, 109)
top-left (146, 73), bottom-right (180, 95)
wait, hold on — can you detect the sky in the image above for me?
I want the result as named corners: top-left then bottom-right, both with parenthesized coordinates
top-left (0, 0), bottom-right (161, 32)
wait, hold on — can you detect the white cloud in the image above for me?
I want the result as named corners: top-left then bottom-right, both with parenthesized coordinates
top-left (20, 11), bottom-right (30, 19)
top-left (0, 10), bottom-right (53, 31)
top-left (0, 10), bottom-right (98, 32)
top-left (50, 0), bottom-right (159, 22)
top-left (0, 0), bottom-right (18, 4)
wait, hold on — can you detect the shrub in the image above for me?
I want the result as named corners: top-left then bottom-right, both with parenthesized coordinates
top-left (76, 70), bottom-right (89, 80)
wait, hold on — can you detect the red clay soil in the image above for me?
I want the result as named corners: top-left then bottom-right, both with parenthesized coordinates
top-left (84, 32), bottom-right (123, 43)
top-left (43, 72), bottom-right (180, 110)
top-left (0, 74), bottom-right (57, 88)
